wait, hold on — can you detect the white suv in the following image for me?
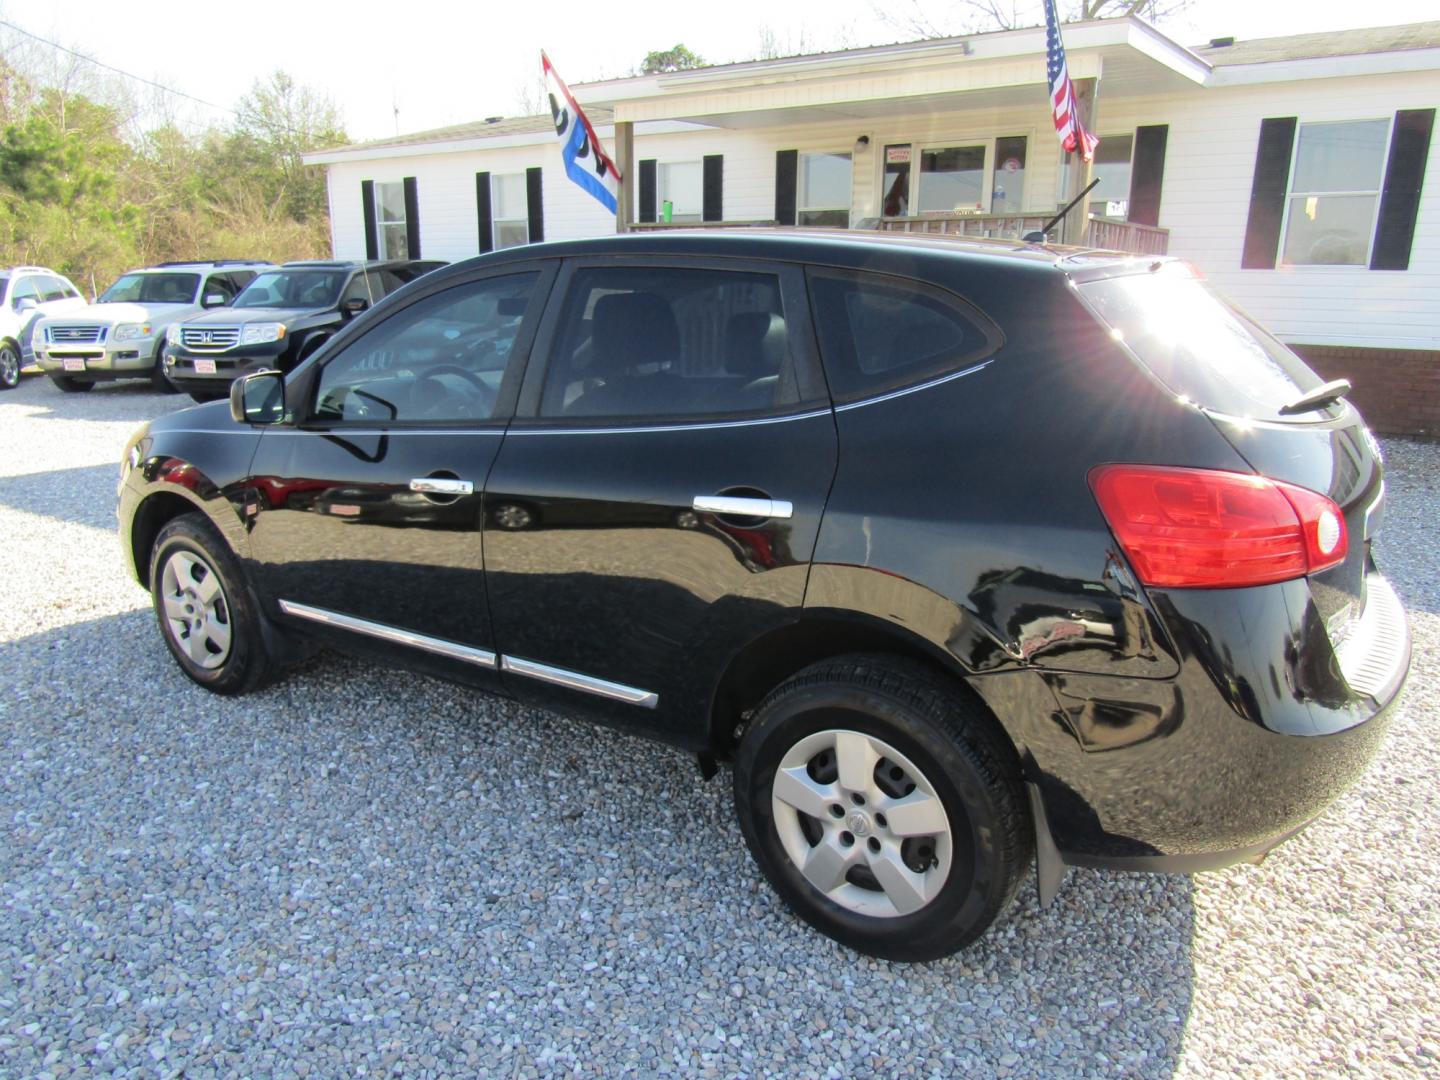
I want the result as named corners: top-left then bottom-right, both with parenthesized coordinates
top-left (0, 267), bottom-right (87, 390)
top-left (34, 261), bottom-right (271, 393)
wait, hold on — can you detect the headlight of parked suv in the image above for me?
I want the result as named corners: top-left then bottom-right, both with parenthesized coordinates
top-left (113, 323), bottom-right (153, 342)
top-left (241, 323), bottom-right (287, 345)
top-left (165, 324), bottom-right (182, 345)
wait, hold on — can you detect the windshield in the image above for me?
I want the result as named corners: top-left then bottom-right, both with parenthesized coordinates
top-left (234, 270), bottom-right (347, 309)
top-left (99, 273), bottom-right (200, 305)
top-left (0, 274), bottom-right (9, 301)
top-left (1078, 265), bottom-right (1329, 421)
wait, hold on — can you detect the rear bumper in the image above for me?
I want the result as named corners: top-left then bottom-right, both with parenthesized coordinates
top-left (1022, 571), bottom-right (1410, 867)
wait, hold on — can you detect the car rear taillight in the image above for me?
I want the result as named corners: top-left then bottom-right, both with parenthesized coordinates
top-left (1088, 465), bottom-right (1347, 589)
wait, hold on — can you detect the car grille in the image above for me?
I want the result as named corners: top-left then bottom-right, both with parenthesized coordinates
top-left (180, 327), bottom-right (240, 351)
top-left (47, 326), bottom-right (105, 344)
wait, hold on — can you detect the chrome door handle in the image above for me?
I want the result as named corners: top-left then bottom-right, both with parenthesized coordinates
top-left (692, 494), bottom-right (793, 520)
top-left (409, 477), bottom-right (473, 495)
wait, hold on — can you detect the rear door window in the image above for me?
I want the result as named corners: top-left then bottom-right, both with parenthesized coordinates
top-left (538, 265), bottom-right (807, 420)
top-left (805, 268), bottom-right (1001, 403)
top-left (1078, 264), bottom-right (1330, 421)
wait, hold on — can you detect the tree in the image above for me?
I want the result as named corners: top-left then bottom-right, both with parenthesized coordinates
top-left (876, 0), bottom-right (1191, 39)
top-left (228, 71), bottom-right (347, 222)
top-left (638, 45), bottom-right (706, 75)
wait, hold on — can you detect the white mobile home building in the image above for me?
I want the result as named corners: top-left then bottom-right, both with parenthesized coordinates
top-left (305, 17), bottom-right (1440, 434)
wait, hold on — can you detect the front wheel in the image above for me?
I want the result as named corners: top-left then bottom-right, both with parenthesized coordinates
top-left (150, 342), bottom-right (180, 393)
top-left (733, 655), bottom-right (1031, 961)
top-left (149, 513), bottom-right (272, 694)
top-left (0, 342), bottom-right (19, 389)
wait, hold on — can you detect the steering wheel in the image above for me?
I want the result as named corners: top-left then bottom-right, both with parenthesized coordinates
top-left (412, 364), bottom-right (496, 419)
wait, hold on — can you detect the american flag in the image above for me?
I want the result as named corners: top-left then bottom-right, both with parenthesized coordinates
top-left (1044, 0), bottom-right (1098, 163)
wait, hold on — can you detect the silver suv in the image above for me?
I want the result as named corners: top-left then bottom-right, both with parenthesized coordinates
top-left (35, 261), bottom-right (271, 393)
top-left (0, 266), bottom-right (87, 390)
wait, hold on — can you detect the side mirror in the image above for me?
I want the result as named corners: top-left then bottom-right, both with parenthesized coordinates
top-left (15, 297), bottom-right (37, 313)
top-left (342, 297), bottom-right (369, 316)
top-left (230, 370), bottom-right (287, 425)
top-left (202, 293), bottom-right (228, 308)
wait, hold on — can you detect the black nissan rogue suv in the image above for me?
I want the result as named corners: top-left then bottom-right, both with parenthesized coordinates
top-left (164, 258), bottom-right (445, 401)
top-left (117, 232), bottom-right (1410, 961)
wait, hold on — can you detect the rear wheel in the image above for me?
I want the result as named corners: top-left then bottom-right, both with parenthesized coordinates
top-left (733, 655), bottom-right (1030, 961)
top-left (0, 342), bottom-right (19, 389)
top-left (149, 513), bottom-right (271, 694)
top-left (50, 374), bottom-right (94, 393)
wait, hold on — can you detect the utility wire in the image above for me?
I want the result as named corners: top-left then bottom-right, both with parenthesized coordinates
top-left (0, 16), bottom-right (352, 148)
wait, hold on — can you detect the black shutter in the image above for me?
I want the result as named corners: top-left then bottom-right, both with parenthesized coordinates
top-left (360, 180), bottom-right (378, 260)
top-left (639, 159), bottom-right (657, 223)
top-left (1128, 125), bottom-right (1168, 227)
top-left (775, 149), bottom-right (798, 226)
top-left (402, 176), bottom-right (421, 258)
top-left (1371, 108), bottom-right (1434, 271)
top-left (526, 167), bottom-right (545, 243)
top-left (1241, 117), bottom-right (1297, 269)
top-left (703, 154), bottom-right (724, 222)
top-left (475, 172), bottom-right (493, 254)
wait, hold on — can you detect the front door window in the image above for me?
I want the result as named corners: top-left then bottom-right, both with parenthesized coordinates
top-left (882, 144), bottom-right (912, 217)
top-left (991, 136), bottom-right (1027, 215)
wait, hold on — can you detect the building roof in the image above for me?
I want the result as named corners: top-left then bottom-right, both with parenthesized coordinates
top-left (1194, 20), bottom-right (1440, 65)
top-left (321, 109), bottom-right (611, 156)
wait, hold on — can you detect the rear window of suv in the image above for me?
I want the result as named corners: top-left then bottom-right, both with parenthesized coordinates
top-left (1078, 264), bottom-right (1332, 421)
top-left (806, 268), bottom-right (1001, 403)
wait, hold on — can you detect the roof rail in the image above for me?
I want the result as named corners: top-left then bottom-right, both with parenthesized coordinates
top-left (154, 259), bottom-right (268, 267)
top-left (10, 265), bottom-right (53, 273)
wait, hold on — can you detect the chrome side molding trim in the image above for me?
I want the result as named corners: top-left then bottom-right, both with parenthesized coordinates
top-left (692, 494), bottom-right (794, 520)
top-left (277, 600), bottom-right (498, 669)
top-left (501, 656), bottom-right (659, 708)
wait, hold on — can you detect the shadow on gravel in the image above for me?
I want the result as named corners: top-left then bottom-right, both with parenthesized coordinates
top-left (6, 371), bottom-right (192, 424)
top-left (0, 462), bottom-right (126, 531)
top-left (1, 608), bottom-right (1197, 1077)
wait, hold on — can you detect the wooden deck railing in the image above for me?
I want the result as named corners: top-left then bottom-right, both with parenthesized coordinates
top-left (624, 214), bottom-right (1170, 255)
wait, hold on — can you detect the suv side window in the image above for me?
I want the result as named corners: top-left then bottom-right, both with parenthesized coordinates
top-left (38, 276), bottom-right (69, 302)
top-left (342, 272), bottom-right (387, 306)
top-left (10, 277), bottom-right (41, 309)
top-left (203, 274), bottom-right (238, 303)
top-left (313, 272), bottom-right (540, 425)
top-left (805, 268), bottom-right (1001, 403)
top-left (539, 265), bottom-right (801, 420)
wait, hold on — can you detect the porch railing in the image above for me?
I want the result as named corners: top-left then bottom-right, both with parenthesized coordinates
top-left (624, 214), bottom-right (1169, 256)
top-left (876, 213), bottom-right (1169, 255)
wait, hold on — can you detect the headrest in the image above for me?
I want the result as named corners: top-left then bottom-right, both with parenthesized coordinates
top-left (725, 311), bottom-right (786, 378)
top-left (592, 292), bottom-right (680, 377)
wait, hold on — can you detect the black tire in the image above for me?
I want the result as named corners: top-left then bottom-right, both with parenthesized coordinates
top-left (0, 341), bottom-right (19, 389)
top-left (733, 655), bottom-right (1031, 961)
top-left (150, 341), bottom-right (180, 393)
top-left (50, 375), bottom-right (94, 393)
top-left (148, 513), bottom-right (272, 695)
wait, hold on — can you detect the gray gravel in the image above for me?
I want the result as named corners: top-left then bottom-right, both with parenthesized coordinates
top-left (1, 373), bottom-right (1436, 1079)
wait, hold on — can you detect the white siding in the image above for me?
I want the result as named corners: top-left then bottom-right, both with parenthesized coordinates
top-left (1097, 70), bottom-right (1440, 350)
top-left (322, 67), bottom-right (1440, 351)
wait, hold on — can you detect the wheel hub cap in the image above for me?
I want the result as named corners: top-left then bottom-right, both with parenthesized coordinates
top-left (770, 728), bottom-right (954, 920)
top-left (159, 550), bottom-right (232, 670)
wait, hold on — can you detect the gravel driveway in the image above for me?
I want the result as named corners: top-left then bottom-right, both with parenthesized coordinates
top-left (1, 374), bottom-right (1436, 1079)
